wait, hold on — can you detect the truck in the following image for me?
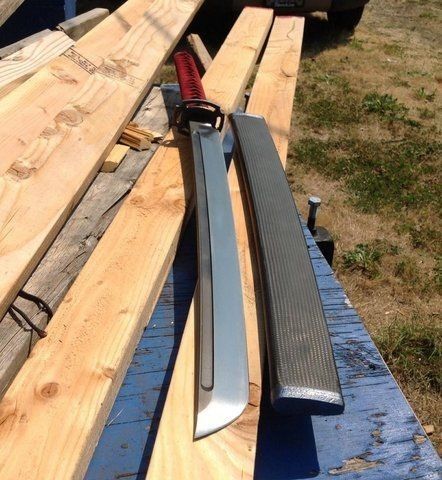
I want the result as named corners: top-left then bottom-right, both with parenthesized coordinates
top-left (215, 0), bottom-right (370, 29)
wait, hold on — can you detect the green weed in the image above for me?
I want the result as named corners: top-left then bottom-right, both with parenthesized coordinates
top-left (374, 317), bottom-right (441, 394)
top-left (415, 87), bottom-right (436, 102)
top-left (342, 243), bottom-right (384, 278)
top-left (419, 11), bottom-right (437, 20)
top-left (396, 221), bottom-right (441, 254)
top-left (383, 43), bottom-right (404, 57)
top-left (362, 92), bottom-right (411, 122)
top-left (349, 38), bottom-right (364, 50)
top-left (419, 107), bottom-right (436, 120)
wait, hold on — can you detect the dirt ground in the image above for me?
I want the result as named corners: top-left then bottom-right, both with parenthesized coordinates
top-left (288, 0), bottom-right (441, 451)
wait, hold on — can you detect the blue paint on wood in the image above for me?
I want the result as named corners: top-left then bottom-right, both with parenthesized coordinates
top-left (86, 215), bottom-right (442, 479)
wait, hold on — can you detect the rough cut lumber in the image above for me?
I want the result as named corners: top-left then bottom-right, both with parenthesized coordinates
top-left (0, 9), bottom-right (272, 479)
top-left (0, 0), bottom-right (25, 27)
top-left (0, 0), bottom-right (153, 175)
top-left (147, 16), bottom-right (305, 480)
top-left (187, 33), bottom-right (213, 72)
top-left (0, 85), bottom-right (179, 398)
top-left (0, 31), bottom-right (75, 100)
top-left (0, 0), bottom-right (203, 321)
top-left (57, 8), bottom-right (110, 41)
top-left (100, 143), bottom-right (130, 172)
top-left (0, 29), bottom-right (52, 60)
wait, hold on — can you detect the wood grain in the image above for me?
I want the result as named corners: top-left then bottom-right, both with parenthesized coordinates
top-left (0, 0), bottom-right (153, 175)
top-left (0, 8), bottom-right (272, 479)
top-left (57, 8), bottom-right (110, 41)
top-left (0, 29), bottom-right (52, 60)
top-left (100, 143), bottom-right (130, 172)
top-left (0, 31), bottom-right (75, 100)
top-left (0, 0), bottom-right (204, 320)
top-left (187, 33), bottom-right (213, 72)
top-left (0, 85), bottom-right (179, 398)
top-left (146, 16), bottom-right (305, 480)
top-left (0, 0), bottom-right (25, 27)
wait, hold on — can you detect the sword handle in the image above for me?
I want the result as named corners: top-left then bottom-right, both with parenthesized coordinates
top-left (172, 51), bottom-right (224, 135)
top-left (174, 51), bottom-right (206, 101)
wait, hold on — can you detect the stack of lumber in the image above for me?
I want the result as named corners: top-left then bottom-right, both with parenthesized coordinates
top-left (0, 6), bottom-right (287, 479)
top-left (0, 1), bottom-right (173, 395)
top-left (119, 122), bottom-right (162, 151)
top-left (0, 0), bottom-right (203, 322)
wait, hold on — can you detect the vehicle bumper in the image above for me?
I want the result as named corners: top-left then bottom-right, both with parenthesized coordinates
top-left (231, 0), bottom-right (369, 13)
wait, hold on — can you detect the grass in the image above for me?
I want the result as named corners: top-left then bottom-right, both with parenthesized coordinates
top-left (342, 243), bottom-right (384, 278)
top-left (374, 317), bottom-right (441, 399)
top-left (415, 87), bottom-right (436, 102)
top-left (362, 92), bottom-right (416, 124)
top-left (289, 0), bottom-right (441, 449)
top-left (292, 137), bottom-right (441, 219)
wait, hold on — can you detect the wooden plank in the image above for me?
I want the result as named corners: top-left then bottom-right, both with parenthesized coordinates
top-left (0, 0), bottom-right (204, 321)
top-left (0, 0), bottom-right (25, 27)
top-left (187, 33), bottom-right (213, 72)
top-left (0, 0), bottom-right (153, 175)
top-left (57, 8), bottom-right (110, 41)
top-left (146, 16), bottom-right (305, 480)
top-left (100, 144), bottom-right (130, 172)
top-left (0, 8), bottom-right (272, 479)
top-left (0, 85), bottom-right (179, 398)
top-left (0, 31), bottom-right (75, 100)
top-left (92, 221), bottom-right (442, 479)
top-left (0, 29), bottom-right (52, 60)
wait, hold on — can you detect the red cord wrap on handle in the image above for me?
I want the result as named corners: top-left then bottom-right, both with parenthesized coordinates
top-left (172, 50), bottom-right (224, 134)
top-left (173, 51), bottom-right (206, 101)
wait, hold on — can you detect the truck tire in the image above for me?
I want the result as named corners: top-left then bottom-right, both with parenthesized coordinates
top-left (327, 6), bottom-right (365, 30)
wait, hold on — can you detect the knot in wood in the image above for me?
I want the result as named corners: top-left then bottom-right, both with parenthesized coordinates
top-left (38, 382), bottom-right (60, 399)
top-left (55, 108), bottom-right (83, 127)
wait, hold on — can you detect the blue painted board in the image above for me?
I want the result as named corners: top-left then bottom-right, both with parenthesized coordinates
top-left (87, 215), bottom-right (441, 479)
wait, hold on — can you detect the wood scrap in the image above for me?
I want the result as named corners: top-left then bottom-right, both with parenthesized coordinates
top-left (100, 144), bottom-right (130, 172)
top-left (57, 8), bottom-right (110, 41)
top-left (424, 425), bottom-right (435, 436)
top-left (0, 0), bottom-right (203, 321)
top-left (0, 31), bottom-right (75, 100)
top-left (147, 16), bottom-right (305, 479)
top-left (0, 8), bottom-right (271, 479)
top-left (187, 33), bottom-right (213, 72)
top-left (0, 0), bottom-right (154, 176)
top-left (119, 122), bottom-right (163, 151)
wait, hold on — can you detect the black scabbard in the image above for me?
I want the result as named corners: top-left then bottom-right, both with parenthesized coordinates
top-left (230, 113), bottom-right (344, 416)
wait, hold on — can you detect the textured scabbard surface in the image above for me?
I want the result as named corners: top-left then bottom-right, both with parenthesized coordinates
top-left (231, 113), bottom-right (344, 415)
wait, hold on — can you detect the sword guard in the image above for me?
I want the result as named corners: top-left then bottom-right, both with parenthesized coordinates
top-left (173, 99), bottom-right (225, 135)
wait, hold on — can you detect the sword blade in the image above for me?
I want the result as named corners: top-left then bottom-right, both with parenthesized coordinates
top-left (190, 121), bottom-right (249, 439)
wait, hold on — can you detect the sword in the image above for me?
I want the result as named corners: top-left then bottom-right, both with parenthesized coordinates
top-left (173, 52), bottom-right (249, 439)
